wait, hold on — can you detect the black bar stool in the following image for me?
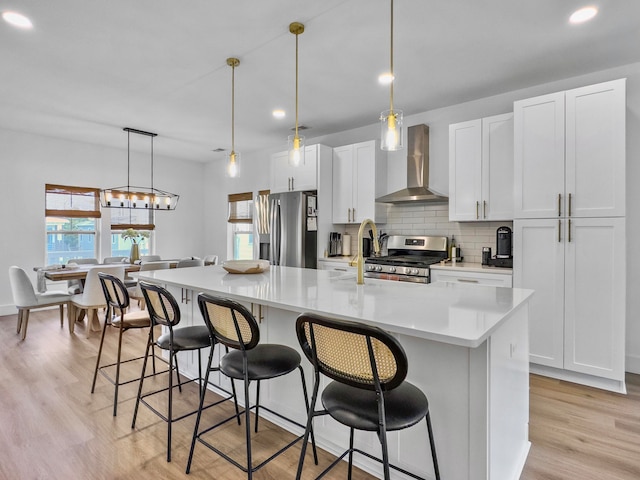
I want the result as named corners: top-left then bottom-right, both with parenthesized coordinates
top-left (131, 282), bottom-right (235, 462)
top-left (295, 312), bottom-right (440, 480)
top-left (93, 273), bottom-right (155, 416)
top-left (187, 293), bottom-right (317, 479)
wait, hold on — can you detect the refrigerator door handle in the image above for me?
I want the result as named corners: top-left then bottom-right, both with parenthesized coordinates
top-left (269, 198), bottom-right (281, 265)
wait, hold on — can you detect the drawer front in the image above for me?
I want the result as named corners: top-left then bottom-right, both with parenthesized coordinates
top-left (431, 270), bottom-right (512, 287)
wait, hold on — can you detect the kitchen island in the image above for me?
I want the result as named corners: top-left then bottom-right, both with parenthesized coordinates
top-left (139, 265), bottom-right (534, 480)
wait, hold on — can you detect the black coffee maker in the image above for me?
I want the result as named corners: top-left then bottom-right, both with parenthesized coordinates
top-left (496, 226), bottom-right (512, 259)
top-left (486, 226), bottom-right (513, 268)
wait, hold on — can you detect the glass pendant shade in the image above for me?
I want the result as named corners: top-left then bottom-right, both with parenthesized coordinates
top-left (380, 109), bottom-right (403, 151)
top-left (287, 134), bottom-right (305, 166)
top-left (226, 151), bottom-right (240, 178)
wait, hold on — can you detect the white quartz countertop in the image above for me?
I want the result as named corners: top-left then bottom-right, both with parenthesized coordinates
top-left (139, 265), bottom-right (533, 348)
top-left (430, 262), bottom-right (513, 275)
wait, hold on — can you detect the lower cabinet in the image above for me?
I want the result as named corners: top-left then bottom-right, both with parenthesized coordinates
top-left (430, 268), bottom-right (512, 287)
top-left (317, 258), bottom-right (357, 273)
top-left (513, 217), bottom-right (625, 387)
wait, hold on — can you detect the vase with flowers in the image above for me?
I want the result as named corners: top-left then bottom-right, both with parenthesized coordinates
top-left (121, 228), bottom-right (150, 264)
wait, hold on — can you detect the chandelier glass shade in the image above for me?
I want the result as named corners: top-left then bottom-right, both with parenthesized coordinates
top-left (100, 128), bottom-right (179, 210)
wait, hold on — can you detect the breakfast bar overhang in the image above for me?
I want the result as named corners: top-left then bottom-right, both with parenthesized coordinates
top-left (139, 266), bottom-right (534, 480)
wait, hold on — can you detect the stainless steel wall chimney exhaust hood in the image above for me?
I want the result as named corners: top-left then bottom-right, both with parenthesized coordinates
top-left (376, 124), bottom-right (448, 204)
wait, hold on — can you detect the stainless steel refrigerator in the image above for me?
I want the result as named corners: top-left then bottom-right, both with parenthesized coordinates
top-left (269, 191), bottom-right (317, 269)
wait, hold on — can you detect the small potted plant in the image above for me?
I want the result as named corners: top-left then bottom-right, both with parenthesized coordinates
top-left (121, 228), bottom-right (150, 264)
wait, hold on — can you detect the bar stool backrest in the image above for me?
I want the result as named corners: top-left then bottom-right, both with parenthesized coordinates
top-left (98, 273), bottom-right (130, 312)
top-left (139, 281), bottom-right (180, 328)
top-left (197, 293), bottom-right (259, 351)
top-left (296, 313), bottom-right (407, 392)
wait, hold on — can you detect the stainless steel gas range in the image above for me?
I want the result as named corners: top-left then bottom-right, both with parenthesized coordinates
top-left (364, 235), bottom-right (448, 284)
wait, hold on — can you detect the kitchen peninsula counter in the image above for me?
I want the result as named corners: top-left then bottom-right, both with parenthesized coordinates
top-left (139, 265), bottom-right (533, 480)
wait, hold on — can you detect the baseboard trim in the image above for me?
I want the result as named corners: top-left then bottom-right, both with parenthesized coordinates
top-left (530, 364), bottom-right (627, 394)
top-left (0, 304), bottom-right (17, 316)
top-left (625, 354), bottom-right (640, 375)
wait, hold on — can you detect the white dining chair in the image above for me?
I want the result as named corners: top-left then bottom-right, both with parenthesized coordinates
top-left (203, 255), bottom-right (218, 266)
top-left (176, 257), bottom-right (204, 268)
top-left (8, 266), bottom-right (72, 340)
top-left (140, 255), bottom-right (162, 263)
top-left (103, 256), bottom-right (129, 264)
top-left (128, 261), bottom-right (171, 308)
top-left (69, 265), bottom-right (124, 336)
top-left (67, 258), bottom-right (99, 294)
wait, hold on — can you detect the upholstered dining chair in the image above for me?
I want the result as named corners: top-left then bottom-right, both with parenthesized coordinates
top-left (294, 312), bottom-right (440, 480)
top-left (176, 257), bottom-right (204, 268)
top-left (66, 257), bottom-right (99, 294)
top-left (69, 265), bottom-right (124, 336)
top-left (8, 266), bottom-right (71, 340)
top-left (128, 261), bottom-right (171, 309)
top-left (140, 255), bottom-right (162, 263)
top-left (103, 256), bottom-right (129, 264)
top-left (203, 255), bottom-right (219, 266)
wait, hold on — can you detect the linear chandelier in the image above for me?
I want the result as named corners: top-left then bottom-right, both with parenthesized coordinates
top-left (100, 127), bottom-right (179, 210)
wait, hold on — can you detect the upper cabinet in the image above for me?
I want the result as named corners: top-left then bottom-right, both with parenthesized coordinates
top-left (449, 113), bottom-right (514, 221)
top-left (514, 78), bottom-right (626, 219)
top-left (271, 144), bottom-right (324, 193)
top-left (332, 140), bottom-right (387, 224)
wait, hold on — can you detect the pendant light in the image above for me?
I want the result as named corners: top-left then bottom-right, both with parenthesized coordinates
top-left (288, 22), bottom-right (305, 167)
top-left (226, 57), bottom-right (241, 178)
top-left (100, 127), bottom-right (179, 210)
top-left (380, 0), bottom-right (403, 151)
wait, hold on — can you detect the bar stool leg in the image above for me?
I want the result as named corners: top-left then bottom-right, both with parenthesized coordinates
top-left (254, 380), bottom-right (261, 433)
top-left (243, 370), bottom-right (253, 480)
top-left (426, 412), bottom-right (441, 480)
top-left (132, 327), bottom-right (154, 428)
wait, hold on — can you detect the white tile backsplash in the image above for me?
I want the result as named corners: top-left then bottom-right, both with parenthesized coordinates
top-left (338, 204), bottom-right (513, 264)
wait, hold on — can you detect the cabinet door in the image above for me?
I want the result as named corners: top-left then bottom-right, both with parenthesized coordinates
top-left (165, 285), bottom-right (196, 372)
top-left (270, 151), bottom-right (292, 193)
top-left (514, 92), bottom-right (565, 218)
top-left (290, 145), bottom-right (318, 192)
top-left (513, 219), bottom-right (565, 368)
top-left (565, 79), bottom-right (626, 218)
top-left (564, 217), bottom-right (625, 380)
top-left (352, 141), bottom-right (377, 222)
top-left (449, 119), bottom-right (482, 221)
top-left (482, 113), bottom-right (514, 221)
top-left (332, 145), bottom-right (354, 223)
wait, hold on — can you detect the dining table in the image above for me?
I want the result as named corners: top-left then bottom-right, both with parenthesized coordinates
top-left (35, 260), bottom-right (179, 282)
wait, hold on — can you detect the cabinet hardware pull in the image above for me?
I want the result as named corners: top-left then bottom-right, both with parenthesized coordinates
top-left (568, 218), bottom-right (572, 243)
top-left (347, 208), bottom-right (351, 222)
top-left (483, 200), bottom-right (487, 218)
top-left (291, 177), bottom-right (294, 190)
top-left (558, 219), bottom-right (561, 242)
top-left (476, 201), bottom-right (479, 219)
top-left (568, 193), bottom-right (572, 217)
top-left (335, 268), bottom-right (347, 272)
top-left (353, 208), bottom-right (356, 221)
top-left (457, 278), bottom-right (479, 283)
top-left (558, 193), bottom-right (562, 217)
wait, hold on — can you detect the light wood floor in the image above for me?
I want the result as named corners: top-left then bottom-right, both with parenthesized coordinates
top-left (1, 309), bottom-right (639, 479)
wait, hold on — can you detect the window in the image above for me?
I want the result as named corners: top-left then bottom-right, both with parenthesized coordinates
top-left (228, 192), bottom-right (254, 260)
top-left (45, 184), bottom-right (100, 265)
top-left (109, 207), bottom-right (153, 258)
top-left (232, 223), bottom-right (254, 260)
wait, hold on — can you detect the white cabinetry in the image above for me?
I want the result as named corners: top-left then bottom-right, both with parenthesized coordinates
top-left (513, 78), bottom-right (626, 391)
top-left (332, 140), bottom-right (387, 224)
top-left (317, 258), bottom-right (357, 273)
top-left (271, 144), bottom-right (326, 193)
top-left (514, 218), bottom-right (625, 385)
top-left (430, 268), bottom-right (512, 287)
top-left (449, 113), bottom-right (513, 221)
top-left (514, 79), bottom-right (626, 219)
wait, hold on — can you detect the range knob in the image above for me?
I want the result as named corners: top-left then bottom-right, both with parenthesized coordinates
top-left (388, 266), bottom-right (396, 273)
top-left (367, 264), bottom-right (375, 271)
top-left (411, 268), bottom-right (419, 275)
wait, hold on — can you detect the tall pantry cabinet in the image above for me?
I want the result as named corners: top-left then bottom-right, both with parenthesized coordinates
top-left (513, 78), bottom-right (626, 391)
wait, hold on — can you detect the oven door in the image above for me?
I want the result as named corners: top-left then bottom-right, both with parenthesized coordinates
top-left (364, 271), bottom-right (429, 284)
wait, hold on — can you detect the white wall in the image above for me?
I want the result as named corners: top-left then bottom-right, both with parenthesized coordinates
top-left (0, 129), bottom-right (206, 314)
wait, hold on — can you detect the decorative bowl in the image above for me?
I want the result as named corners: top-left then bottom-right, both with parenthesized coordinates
top-left (222, 260), bottom-right (270, 274)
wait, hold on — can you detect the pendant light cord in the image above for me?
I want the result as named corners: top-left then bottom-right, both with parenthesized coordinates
top-left (295, 30), bottom-right (299, 138)
top-left (231, 62), bottom-right (235, 152)
top-left (390, 0), bottom-right (394, 113)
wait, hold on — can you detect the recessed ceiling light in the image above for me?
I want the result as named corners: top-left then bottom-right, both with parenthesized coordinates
top-left (2, 11), bottom-right (33, 29)
top-left (569, 6), bottom-right (598, 24)
top-left (378, 73), bottom-right (395, 85)
top-left (272, 109), bottom-right (286, 119)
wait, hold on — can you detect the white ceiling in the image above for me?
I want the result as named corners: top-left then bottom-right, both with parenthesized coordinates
top-left (2, 0), bottom-right (640, 162)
